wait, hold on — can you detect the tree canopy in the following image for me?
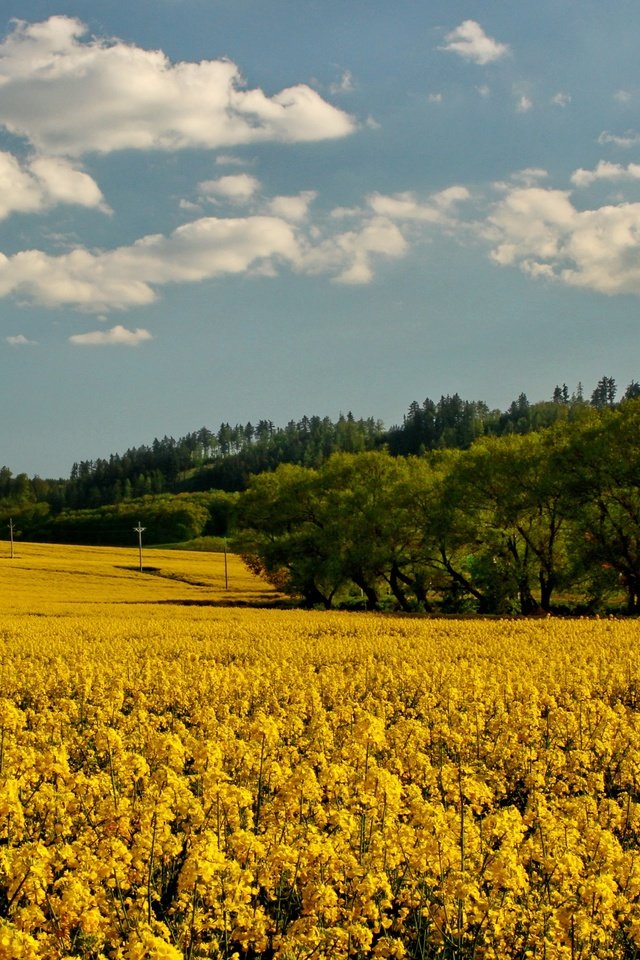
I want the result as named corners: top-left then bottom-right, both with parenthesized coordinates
top-left (238, 399), bottom-right (640, 615)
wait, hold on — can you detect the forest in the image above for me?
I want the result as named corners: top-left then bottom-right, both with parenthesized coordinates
top-left (1, 376), bottom-right (639, 615)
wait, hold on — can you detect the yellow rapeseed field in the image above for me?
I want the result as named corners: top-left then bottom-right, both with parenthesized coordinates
top-left (1, 542), bottom-right (640, 958)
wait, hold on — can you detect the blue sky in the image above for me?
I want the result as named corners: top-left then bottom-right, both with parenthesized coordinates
top-left (2, 1), bottom-right (640, 477)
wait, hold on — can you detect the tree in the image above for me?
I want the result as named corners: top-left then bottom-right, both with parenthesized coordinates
top-left (315, 452), bottom-right (413, 610)
top-left (406, 449), bottom-right (497, 612)
top-left (239, 452), bottom-right (436, 610)
top-left (563, 402), bottom-right (640, 612)
top-left (623, 380), bottom-right (640, 401)
top-left (590, 376), bottom-right (617, 408)
top-left (238, 464), bottom-right (345, 608)
top-left (460, 429), bottom-right (574, 612)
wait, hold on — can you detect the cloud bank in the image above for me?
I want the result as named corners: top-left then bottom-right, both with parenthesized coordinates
top-left (4, 169), bottom-right (640, 311)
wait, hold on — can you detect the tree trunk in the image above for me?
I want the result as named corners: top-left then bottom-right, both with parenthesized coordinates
top-left (519, 580), bottom-right (539, 615)
top-left (389, 562), bottom-right (412, 612)
top-left (539, 571), bottom-right (555, 612)
top-left (302, 583), bottom-right (333, 609)
top-left (626, 574), bottom-right (640, 614)
top-left (439, 549), bottom-right (487, 611)
top-left (352, 574), bottom-right (379, 611)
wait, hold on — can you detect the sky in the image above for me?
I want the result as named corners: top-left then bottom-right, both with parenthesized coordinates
top-left (2, 1), bottom-right (640, 477)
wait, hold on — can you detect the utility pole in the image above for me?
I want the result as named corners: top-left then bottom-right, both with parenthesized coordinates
top-left (223, 537), bottom-right (229, 590)
top-left (8, 518), bottom-right (14, 559)
top-left (133, 521), bottom-right (146, 572)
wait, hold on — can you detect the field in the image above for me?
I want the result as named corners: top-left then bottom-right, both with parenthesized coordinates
top-left (1, 544), bottom-right (640, 958)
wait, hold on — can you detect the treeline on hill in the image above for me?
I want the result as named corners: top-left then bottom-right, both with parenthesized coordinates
top-left (0, 375), bottom-right (638, 558)
top-left (238, 398), bottom-right (640, 615)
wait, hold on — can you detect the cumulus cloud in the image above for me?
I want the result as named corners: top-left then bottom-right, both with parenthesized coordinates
top-left (6, 333), bottom-right (36, 345)
top-left (299, 217), bottom-right (408, 284)
top-left (367, 186), bottom-right (471, 223)
top-left (598, 130), bottom-right (640, 149)
top-left (484, 185), bottom-right (640, 295)
top-left (198, 174), bottom-right (261, 203)
top-left (69, 325), bottom-right (152, 346)
top-left (571, 161), bottom-right (640, 188)
top-left (614, 89), bottom-right (632, 103)
top-left (0, 151), bottom-right (107, 218)
top-left (0, 205), bottom-right (417, 308)
top-left (551, 92), bottom-right (571, 107)
top-left (486, 187), bottom-right (575, 266)
top-left (0, 216), bottom-right (301, 311)
top-left (516, 95), bottom-right (533, 113)
top-left (290, 187), bottom-right (469, 285)
top-left (440, 21), bottom-right (509, 65)
top-left (0, 16), bottom-right (355, 157)
top-left (267, 191), bottom-right (317, 222)
top-left (179, 199), bottom-right (201, 212)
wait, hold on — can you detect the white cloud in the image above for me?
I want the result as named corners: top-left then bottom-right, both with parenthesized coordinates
top-left (329, 205), bottom-right (365, 220)
top-left (476, 85), bottom-right (491, 98)
top-left (614, 89), bottom-right (632, 103)
top-left (179, 199), bottom-right (201, 212)
top-left (0, 216), bottom-right (301, 311)
top-left (300, 217), bottom-right (408, 285)
top-left (0, 16), bottom-right (355, 158)
top-left (367, 186), bottom-right (471, 223)
top-left (516, 95), bottom-right (533, 113)
top-left (6, 333), bottom-right (36, 345)
top-left (0, 151), bottom-right (107, 219)
top-left (329, 70), bottom-right (354, 95)
top-left (598, 130), bottom-right (640, 148)
top-left (551, 92), bottom-right (571, 107)
top-left (69, 325), bottom-right (152, 346)
top-left (428, 93), bottom-right (443, 104)
top-left (516, 168), bottom-right (547, 184)
top-left (198, 174), bottom-right (261, 203)
top-left (571, 161), bottom-right (640, 188)
top-left (30, 157), bottom-right (109, 211)
top-left (484, 185), bottom-right (640, 295)
top-left (215, 154), bottom-right (251, 167)
top-left (497, 168), bottom-right (548, 188)
top-left (440, 21), bottom-right (509, 65)
top-left (0, 204), bottom-right (415, 309)
top-left (486, 187), bottom-right (576, 267)
top-left (267, 191), bottom-right (317, 222)
top-left (296, 186), bottom-right (469, 285)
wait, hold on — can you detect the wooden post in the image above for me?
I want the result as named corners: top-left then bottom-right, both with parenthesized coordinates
top-left (8, 518), bottom-right (14, 559)
top-left (224, 537), bottom-right (229, 590)
top-left (133, 521), bottom-right (146, 572)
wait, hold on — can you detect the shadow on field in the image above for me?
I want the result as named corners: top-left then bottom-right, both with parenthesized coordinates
top-left (120, 597), bottom-right (292, 608)
top-left (116, 565), bottom-right (209, 586)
